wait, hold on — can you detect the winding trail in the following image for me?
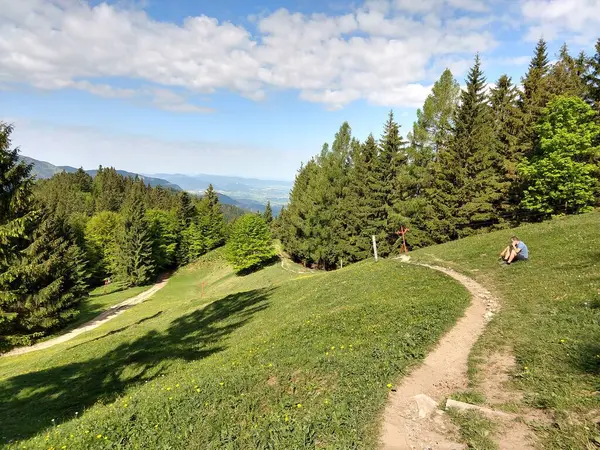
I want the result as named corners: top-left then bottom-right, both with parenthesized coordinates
top-left (1, 279), bottom-right (169, 358)
top-left (381, 262), bottom-right (499, 450)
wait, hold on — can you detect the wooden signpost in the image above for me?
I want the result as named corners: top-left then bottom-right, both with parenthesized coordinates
top-left (395, 227), bottom-right (409, 254)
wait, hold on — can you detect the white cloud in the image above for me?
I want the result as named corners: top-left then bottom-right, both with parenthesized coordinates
top-left (521, 0), bottom-right (600, 43)
top-left (0, 0), bottom-right (503, 110)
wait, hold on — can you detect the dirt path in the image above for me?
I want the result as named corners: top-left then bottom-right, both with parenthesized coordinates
top-left (381, 262), bottom-right (499, 449)
top-left (1, 279), bottom-right (169, 358)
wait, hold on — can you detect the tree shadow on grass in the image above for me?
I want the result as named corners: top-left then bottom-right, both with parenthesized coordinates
top-left (0, 288), bottom-right (272, 444)
top-left (236, 255), bottom-right (281, 276)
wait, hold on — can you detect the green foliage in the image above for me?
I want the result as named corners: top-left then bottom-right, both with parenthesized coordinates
top-left (263, 201), bottom-right (273, 224)
top-left (226, 214), bottom-right (276, 273)
top-left (146, 209), bottom-right (179, 272)
top-left (92, 166), bottom-right (126, 213)
top-left (0, 210), bottom-right (89, 349)
top-left (84, 211), bottom-right (121, 282)
top-left (0, 122), bottom-right (36, 339)
top-left (113, 181), bottom-right (155, 286)
top-left (519, 96), bottom-right (600, 215)
top-left (547, 43), bottom-right (588, 99)
top-left (586, 38), bottom-right (600, 113)
top-left (427, 55), bottom-right (506, 240)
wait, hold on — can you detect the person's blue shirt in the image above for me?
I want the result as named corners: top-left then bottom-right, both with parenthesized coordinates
top-left (517, 241), bottom-right (528, 259)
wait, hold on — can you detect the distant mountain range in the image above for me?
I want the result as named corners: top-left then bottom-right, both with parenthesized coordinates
top-left (20, 155), bottom-right (290, 213)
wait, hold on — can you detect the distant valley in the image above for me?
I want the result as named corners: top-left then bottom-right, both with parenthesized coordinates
top-left (20, 155), bottom-right (291, 213)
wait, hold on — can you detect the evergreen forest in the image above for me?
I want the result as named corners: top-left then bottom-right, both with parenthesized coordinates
top-left (275, 39), bottom-right (600, 269)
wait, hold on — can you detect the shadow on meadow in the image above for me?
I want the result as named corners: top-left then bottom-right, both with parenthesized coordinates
top-left (0, 288), bottom-right (272, 444)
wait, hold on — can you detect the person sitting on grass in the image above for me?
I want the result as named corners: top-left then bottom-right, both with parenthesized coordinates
top-left (499, 236), bottom-right (528, 265)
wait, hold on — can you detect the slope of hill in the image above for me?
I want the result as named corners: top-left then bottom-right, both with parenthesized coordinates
top-left (410, 211), bottom-right (600, 449)
top-left (19, 155), bottom-right (182, 191)
top-left (0, 250), bottom-right (469, 449)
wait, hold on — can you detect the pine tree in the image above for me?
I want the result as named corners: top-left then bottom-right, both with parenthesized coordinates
top-left (1, 210), bottom-right (89, 347)
top-left (490, 74), bottom-right (525, 214)
top-left (114, 181), bottom-right (155, 286)
top-left (520, 38), bottom-right (551, 158)
top-left (0, 123), bottom-right (36, 342)
top-left (93, 167), bottom-right (126, 213)
top-left (376, 111), bottom-right (407, 255)
top-left (263, 201), bottom-right (273, 224)
top-left (226, 214), bottom-right (277, 273)
top-left (427, 55), bottom-right (505, 240)
top-left (199, 184), bottom-right (225, 250)
top-left (585, 39), bottom-right (600, 113)
top-left (399, 69), bottom-right (461, 247)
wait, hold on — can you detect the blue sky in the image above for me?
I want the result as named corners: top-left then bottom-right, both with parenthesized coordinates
top-left (1, 0), bottom-right (599, 180)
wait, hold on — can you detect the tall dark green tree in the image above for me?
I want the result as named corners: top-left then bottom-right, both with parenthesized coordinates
top-left (377, 111), bottom-right (407, 255)
top-left (263, 201), bottom-right (273, 224)
top-left (0, 123), bottom-right (36, 343)
top-left (585, 38), bottom-right (600, 113)
top-left (520, 38), bottom-right (552, 158)
top-left (199, 184), bottom-right (226, 250)
top-left (114, 181), bottom-right (155, 286)
top-left (399, 69), bottom-right (460, 247)
top-left (93, 167), bottom-right (126, 213)
top-left (427, 55), bottom-right (505, 241)
top-left (1, 210), bottom-right (89, 347)
top-left (490, 74), bottom-right (525, 213)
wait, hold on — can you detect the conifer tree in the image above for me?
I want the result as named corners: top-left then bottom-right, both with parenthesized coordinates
top-left (585, 39), bottom-right (600, 113)
top-left (400, 69), bottom-right (460, 247)
top-left (92, 166), bottom-right (126, 213)
top-left (520, 38), bottom-right (551, 158)
top-left (114, 180), bottom-right (155, 286)
top-left (1, 210), bottom-right (89, 347)
top-left (547, 43), bottom-right (587, 99)
top-left (0, 123), bottom-right (36, 342)
top-left (376, 111), bottom-right (407, 255)
top-left (199, 184), bottom-right (225, 250)
top-left (490, 75), bottom-right (524, 213)
top-left (428, 55), bottom-right (505, 240)
top-left (263, 201), bottom-right (273, 224)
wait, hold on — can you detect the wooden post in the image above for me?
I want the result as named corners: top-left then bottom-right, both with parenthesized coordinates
top-left (372, 235), bottom-right (378, 262)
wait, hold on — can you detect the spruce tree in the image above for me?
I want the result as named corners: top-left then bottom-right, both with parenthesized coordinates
top-left (1, 210), bottom-right (89, 347)
top-left (585, 39), bottom-right (600, 113)
top-left (490, 74), bottom-right (525, 214)
top-left (199, 184), bottom-right (225, 250)
top-left (114, 180), bottom-right (155, 286)
top-left (428, 55), bottom-right (504, 240)
top-left (263, 201), bottom-right (273, 224)
top-left (92, 167), bottom-right (126, 213)
top-left (376, 111), bottom-right (407, 255)
top-left (520, 38), bottom-right (551, 158)
top-left (400, 69), bottom-right (461, 247)
top-left (0, 123), bottom-right (36, 342)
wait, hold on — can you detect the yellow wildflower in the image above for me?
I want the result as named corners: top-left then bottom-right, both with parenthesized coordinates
top-left (387, 383), bottom-right (393, 389)
top-left (296, 403), bottom-right (303, 408)
top-left (96, 434), bottom-right (102, 439)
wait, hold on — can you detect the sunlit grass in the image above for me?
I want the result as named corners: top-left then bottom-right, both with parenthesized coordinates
top-left (0, 252), bottom-right (468, 449)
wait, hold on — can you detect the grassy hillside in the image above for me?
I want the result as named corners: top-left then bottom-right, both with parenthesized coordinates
top-left (0, 250), bottom-right (469, 449)
top-left (411, 211), bottom-right (600, 449)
